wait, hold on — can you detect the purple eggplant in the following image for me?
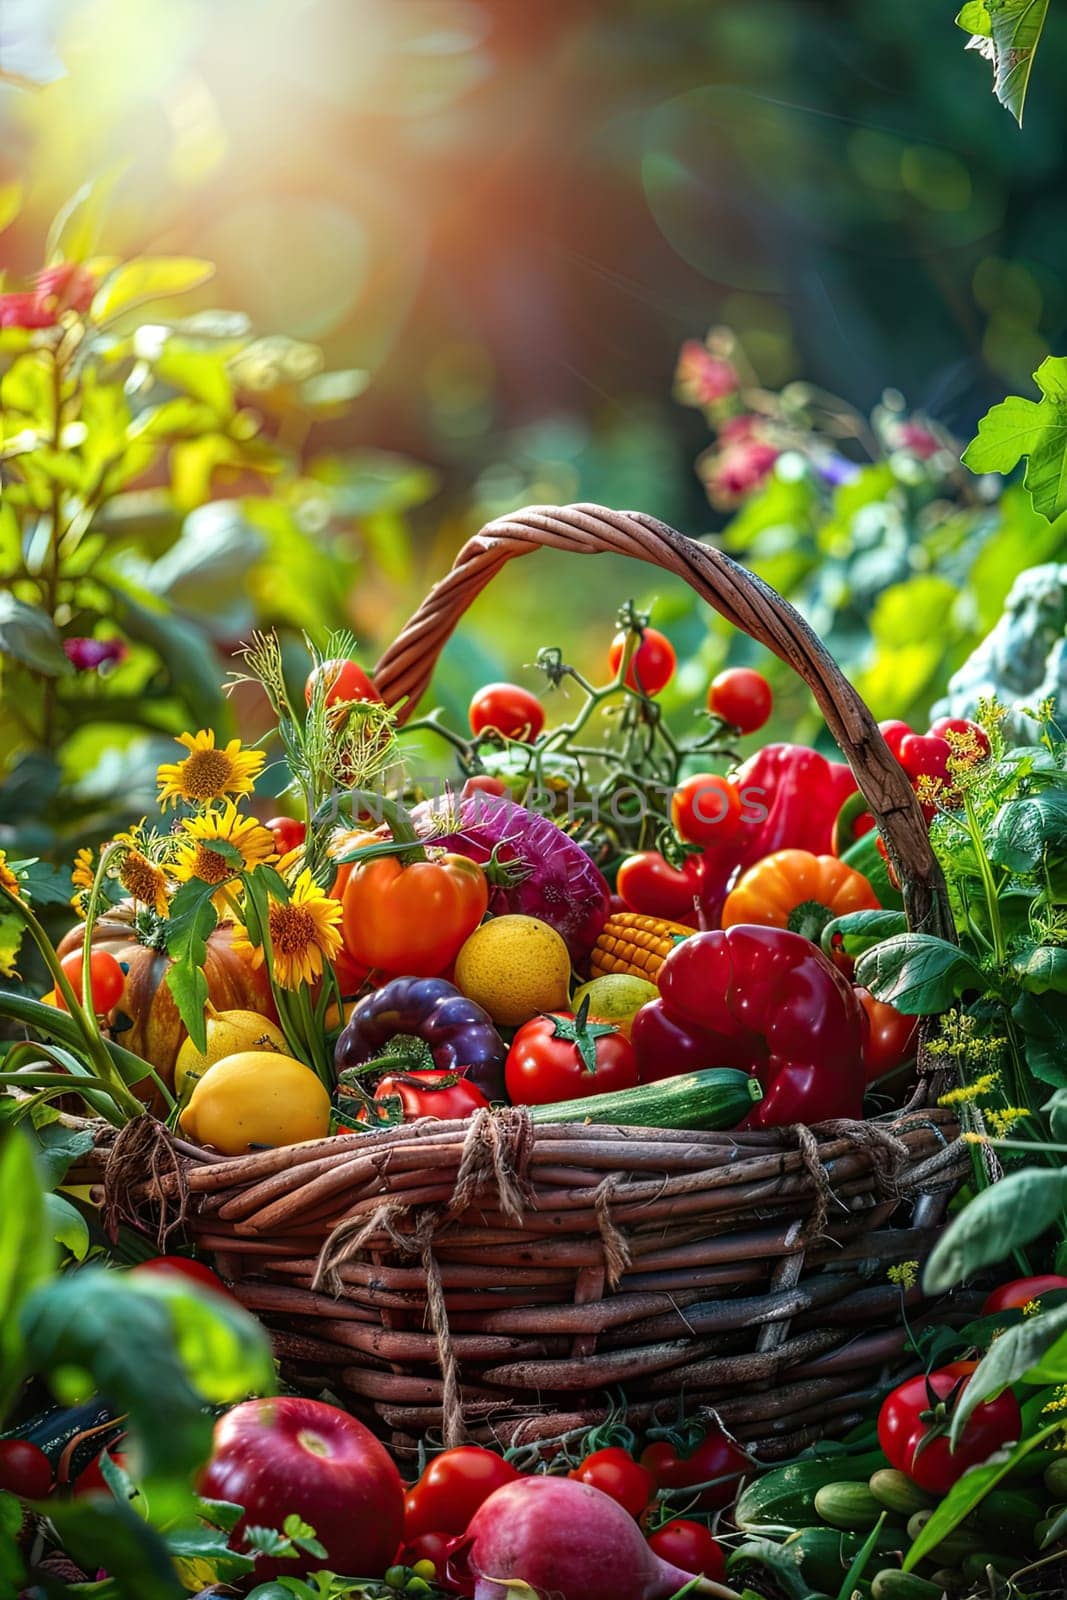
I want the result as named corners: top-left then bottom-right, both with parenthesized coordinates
top-left (334, 976), bottom-right (507, 1101)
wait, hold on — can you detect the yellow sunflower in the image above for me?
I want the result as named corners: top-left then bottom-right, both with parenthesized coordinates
top-left (172, 802), bottom-right (277, 888)
top-left (0, 850), bottom-right (23, 903)
top-left (157, 730), bottom-right (266, 809)
top-left (117, 848), bottom-right (170, 917)
top-left (234, 868), bottom-right (343, 990)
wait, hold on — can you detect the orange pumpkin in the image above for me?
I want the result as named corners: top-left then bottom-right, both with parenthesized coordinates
top-left (57, 901), bottom-right (276, 1092)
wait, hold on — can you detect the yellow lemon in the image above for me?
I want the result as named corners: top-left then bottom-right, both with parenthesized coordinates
top-left (179, 1051), bottom-right (332, 1155)
top-left (174, 1008), bottom-right (288, 1097)
top-left (570, 974), bottom-right (658, 1038)
top-left (454, 914), bottom-right (571, 1026)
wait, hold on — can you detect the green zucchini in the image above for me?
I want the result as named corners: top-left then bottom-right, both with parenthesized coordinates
top-left (527, 1068), bottom-right (762, 1130)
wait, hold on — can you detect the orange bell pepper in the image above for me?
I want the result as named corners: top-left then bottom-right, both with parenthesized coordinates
top-left (721, 847), bottom-right (879, 943)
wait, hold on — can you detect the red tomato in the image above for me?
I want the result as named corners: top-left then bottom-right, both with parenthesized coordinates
top-left (569, 1447), bottom-right (655, 1519)
top-left (671, 774), bottom-right (742, 848)
top-left (399, 1529), bottom-right (456, 1574)
top-left (928, 716), bottom-right (991, 760)
top-left (878, 720), bottom-right (913, 760)
top-left (199, 1397), bottom-right (404, 1580)
top-left (266, 816), bottom-right (306, 855)
top-left (53, 949), bottom-right (125, 1015)
top-left (616, 852), bottom-right (701, 919)
top-left (404, 1446), bottom-right (519, 1540)
top-left (983, 1276), bottom-right (1067, 1314)
top-left (364, 1070), bottom-right (490, 1124)
top-left (608, 627), bottom-right (676, 695)
top-left (132, 1255), bottom-right (238, 1302)
top-left (469, 683), bottom-right (545, 743)
top-left (855, 988), bottom-right (918, 1083)
top-left (707, 668), bottom-right (773, 735)
top-left (640, 1426), bottom-right (748, 1510)
top-left (897, 733), bottom-right (952, 787)
top-left (506, 1011), bottom-right (638, 1105)
top-left (877, 1361), bottom-right (1022, 1494)
top-left (0, 1438), bottom-right (53, 1499)
top-left (304, 658), bottom-right (381, 708)
top-left (647, 1521), bottom-right (726, 1583)
top-left (461, 775), bottom-right (510, 801)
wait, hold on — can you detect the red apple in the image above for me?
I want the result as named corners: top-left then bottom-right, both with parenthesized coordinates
top-left (199, 1397), bottom-right (404, 1580)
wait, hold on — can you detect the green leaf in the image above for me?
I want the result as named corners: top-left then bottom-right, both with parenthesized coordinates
top-left (26, 1122), bottom-right (95, 1189)
top-left (821, 909), bottom-right (908, 961)
top-left (985, 789), bottom-right (1067, 871)
top-left (43, 1493), bottom-right (184, 1600)
top-left (102, 572), bottom-right (227, 729)
top-left (950, 1303), bottom-right (1067, 1446)
top-left (979, 0), bottom-right (1049, 125)
top-left (0, 1492), bottom-right (26, 1592)
top-left (0, 1132), bottom-right (54, 1418)
top-left (91, 257), bottom-right (215, 322)
top-left (853, 933), bottom-right (984, 1015)
top-left (923, 1168), bottom-right (1067, 1291)
top-left (963, 358), bottom-right (1067, 520)
top-left (1014, 991), bottom-right (1067, 1088)
top-left (19, 1268), bottom-right (275, 1522)
top-left (164, 879), bottom-right (221, 1054)
top-left (957, 2), bottom-right (992, 37)
top-left (0, 593), bottom-right (73, 677)
top-left (44, 1192), bottom-right (90, 1260)
top-left (165, 1516), bottom-right (256, 1584)
top-left (727, 1537), bottom-right (809, 1600)
top-left (1045, 1088), bottom-right (1067, 1144)
top-left (1011, 943), bottom-right (1067, 994)
top-left (152, 343), bottom-right (234, 416)
top-left (904, 1425), bottom-right (1059, 1570)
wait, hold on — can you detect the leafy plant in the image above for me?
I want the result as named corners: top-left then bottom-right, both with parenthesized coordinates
top-left (963, 356), bottom-right (1067, 522)
top-left (956, 0), bottom-right (1049, 126)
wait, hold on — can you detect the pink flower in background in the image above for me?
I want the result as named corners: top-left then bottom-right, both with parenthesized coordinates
top-left (0, 291), bottom-right (56, 329)
top-left (898, 419), bottom-right (940, 459)
top-left (700, 422), bottom-right (780, 507)
top-left (675, 340), bottom-right (739, 406)
top-left (63, 637), bottom-right (127, 672)
top-left (35, 262), bottom-right (95, 315)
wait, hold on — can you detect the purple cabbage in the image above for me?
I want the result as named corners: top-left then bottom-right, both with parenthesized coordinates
top-left (408, 792), bottom-right (610, 964)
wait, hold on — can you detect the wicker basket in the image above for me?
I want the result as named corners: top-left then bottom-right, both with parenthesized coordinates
top-left (101, 504), bottom-right (970, 1461)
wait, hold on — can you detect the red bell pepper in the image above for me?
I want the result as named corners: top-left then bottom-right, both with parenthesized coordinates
top-left (699, 744), bottom-right (859, 924)
top-left (630, 925), bottom-right (865, 1125)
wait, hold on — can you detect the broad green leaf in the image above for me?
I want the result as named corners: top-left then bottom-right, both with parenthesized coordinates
top-left (821, 909), bottom-right (908, 961)
top-left (43, 1493), bottom-right (184, 1600)
top-left (957, 2), bottom-right (992, 36)
top-left (164, 879), bottom-right (220, 1053)
top-left (924, 1168), bottom-right (1067, 1291)
top-left (153, 343), bottom-right (234, 415)
top-left (91, 257), bottom-right (215, 322)
top-left (727, 1537), bottom-right (810, 1600)
top-left (19, 1268), bottom-right (274, 1522)
top-left (0, 1492), bottom-right (25, 1592)
top-left (951, 1303), bottom-right (1067, 1443)
top-left (1012, 943), bottom-right (1067, 994)
top-left (904, 1425), bottom-right (1059, 1570)
top-left (0, 1133), bottom-right (54, 1417)
top-left (0, 594), bottom-right (73, 677)
top-left (26, 1122), bottom-right (95, 1188)
top-left (44, 1192), bottom-right (90, 1260)
top-left (963, 358), bottom-right (1067, 520)
top-left (978, 0), bottom-right (1049, 125)
top-left (1014, 991), bottom-right (1067, 1088)
top-left (1045, 1087), bottom-right (1067, 1143)
top-left (853, 934), bottom-right (983, 1015)
top-left (102, 572), bottom-right (228, 729)
top-left (167, 1517), bottom-right (256, 1586)
top-left (986, 789), bottom-right (1067, 871)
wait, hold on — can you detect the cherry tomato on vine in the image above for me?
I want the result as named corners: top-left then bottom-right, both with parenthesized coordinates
top-left (707, 668), bottom-right (773, 735)
top-left (616, 852), bottom-right (701, 920)
top-left (671, 773), bottom-right (742, 848)
top-left (404, 1446), bottom-right (519, 1539)
top-left (983, 1276), bottom-right (1067, 1314)
top-left (640, 1425), bottom-right (748, 1510)
top-left (0, 1438), bottom-right (53, 1499)
top-left (647, 1521), bottom-right (726, 1583)
top-left (877, 1361), bottom-right (1022, 1494)
top-left (461, 775), bottom-right (510, 801)
top-left (928, 716), bottom-right (991, 760)
top-left (133, 1255), bottom-right (238, 1301)
top-left (304, 658), bottom-right (381, 708)
top-left (878, 720), bottom-right (913, 760)
top-left (360, 1070), bottom-right (490, 1125)
top-left (855, 988), bottom-right (918, 1083)
top-left (608, 627), bottom-right (676, 695)
top-left (468, 683), bottom-right (545, 743)
top-left (569, 1447), bottom-right (655, 1518)
top-left (506, 1009), bottom-right (638, 1105)
top-left (266, 816), bottom-right (306, 856)
top-left (53, 949), bottom-right (125, 1015)
top-left (897, 733), bottom-right (952, 788)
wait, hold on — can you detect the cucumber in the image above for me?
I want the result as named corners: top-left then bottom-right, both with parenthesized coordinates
top-left (869, 1470), bottom-right (934, 1519)
top-left (978, 1486), bottom-right (1042, 1537)
top-left (905, 1509), bottom-right (980, 1565)
top-left (528, 1068), bottom-right (763, 1130)
top-left (734, 1450), bottom-right (888, 1532)
top-left (785, 1525), bottom-right (904, 1592)
top-left (870, 1571), bottom-right (943, 1600)
top-left (814, 1481), bottom-right (884, 1531)
top-left (962, 1552), bottom-right (1022, 1582)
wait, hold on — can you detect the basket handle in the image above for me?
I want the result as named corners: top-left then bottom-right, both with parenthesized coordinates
top-left (373, 503), bottom-right (952, 938)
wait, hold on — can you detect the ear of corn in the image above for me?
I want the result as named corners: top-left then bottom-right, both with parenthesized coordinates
top-left (589, 912), bottom-right (693, 980)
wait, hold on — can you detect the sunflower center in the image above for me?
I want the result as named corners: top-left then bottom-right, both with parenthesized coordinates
top-left (119, 850), bottom-right (165, 906)
top-left (181, 749), bottom-right (236, 800)
top-left (268, 902), bottom-right (318, 955)
top-left (190, 845), bottom-right (234, 885)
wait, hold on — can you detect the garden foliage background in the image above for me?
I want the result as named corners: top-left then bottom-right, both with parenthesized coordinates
top-left (2, 0), bottom-right (1067, 866)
